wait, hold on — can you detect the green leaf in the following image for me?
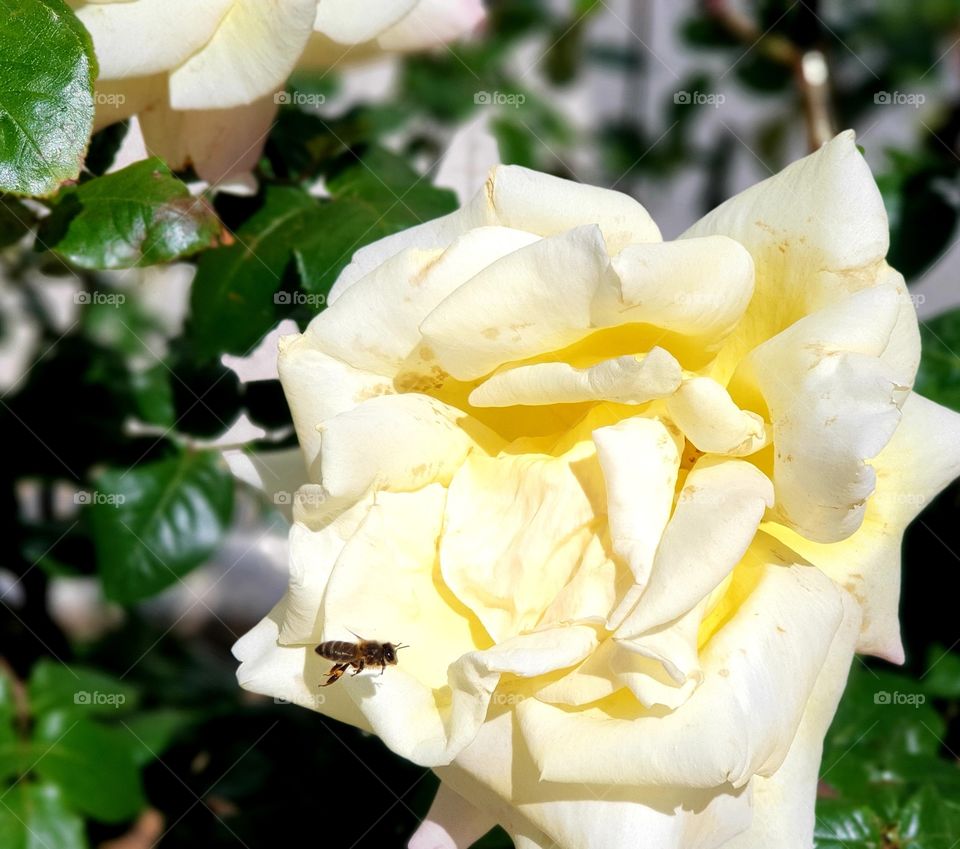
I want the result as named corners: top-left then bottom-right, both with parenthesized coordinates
top-left (915, 308), bottom-right (960, 413)
top-left (39, 158), bottom-right (221, 269)
top-left (880, 150), bottom-right (960, 279)
top-left (292, 195), bottom-right (421, 298)
top-left (815, 799), bottom-right (886, 847)
top-left (31, 711), bottom-right (144, 822)
top-left (188, 186), bottom-right (317, 360)
top-left (0, 669), bottom-right (14, 742)
top-left (27, 661), bottom-right (137, 718)
top-left (127, 364), bottom-right (175, 428)
top-left (326, 146), bottom-right (457, 217)
top-left (0, 782), bottom-right (88, 849)
top-left (89, 450), bottom-right (234, 603)
top-left (896, 785), bottom-right (960, 848)
top-left (0, 0), bottom-right (95, 197)
top-left (0, 197), bottom-right (33, 248)
top-left (295, 146), bottom-right (457, 297)
top-left (121, 709), bottom-right (194, 767)
top-left (821, 664), bottom-right (947, 801)
top-left (816, 787), bottom-right (960, 849)
top-left (921, 646), bottom-right (960, 698)
top-left (0, 671), bottom-right (18, 782)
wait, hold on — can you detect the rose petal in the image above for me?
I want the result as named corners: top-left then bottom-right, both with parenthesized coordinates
top-left (310, 226), bottom-right (539, 375)
top-left (329, 164), bottom-right (658, 304)
top-left (319, 488), bottom-right (598, 765)
top-left (519, 545), bottom-right (845, 788)
top-left (319, 486), bottom-right (481, 690)
top-left (479, 165), bottom-right (661, 253)
top-left (742, 284), bottom-right (907, 543)
top-left (434, 113), bottom-right (501, 205)
top-left (434, 710), bottom-right (752, 849)
top-left (593, 416), bottom-right (683, 626)
top-left (469, 347), bottom-right (681, 408)
top-left (408, 782), bottom-right (496, 849)
top-left (315, 393), bottom-right (488, 502)
top-left (666, 377), bottom-right (769, 456)
top-left (169, 0), bottom-right (317, 110)
top-left (221, 447), bottom-right (307, 518)
top-left (602, 235), bottom-right (755, 347)
top-left (380, 0), bottom-right (486, 51)
top-left (76, 0), bottom-right (233, 80)
top-left (764, 391), bottom-right (960, 661)
top-left (278, 336), bottom-right (394, 471)
top-left (615, 457), bottom-right (774, 638)
top-left (421, 225), bottom-right (619, 381)
top-left (279, 503), bottom-right (372, 645)
top-left (683, 130), bottom-right (891, 384)
top-left (440, 443), bottom-right (606, 642)
top-left (232, 600), bottom-right (370, 729)
top-left (314, 0), bottom-right (419, 44)
top-left (720, 590), bottom-right (861, 849)
top-left (138, 95), bottom-right (278, 185)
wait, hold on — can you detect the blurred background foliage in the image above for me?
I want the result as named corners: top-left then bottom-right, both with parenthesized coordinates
top-left (2, 0), bottom-right (960, 846)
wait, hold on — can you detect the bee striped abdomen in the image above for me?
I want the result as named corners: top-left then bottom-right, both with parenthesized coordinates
top-left (316, 641), bottom-right (360, 661)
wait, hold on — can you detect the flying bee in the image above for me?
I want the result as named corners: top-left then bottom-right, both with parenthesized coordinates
top-left (315, 632), bottom-right (408, 687)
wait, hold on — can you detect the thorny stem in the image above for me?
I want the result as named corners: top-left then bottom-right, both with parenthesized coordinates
top-left (704, 0), bottom-right (837, 150)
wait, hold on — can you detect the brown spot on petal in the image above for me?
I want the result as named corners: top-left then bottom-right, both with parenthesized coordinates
top-left (354, 384), bottom-right (394, 403)
top-left (718, 668), bottom-right (730, 677)
top-left (395, 366), bottom-right (449, 394)
top-left (481, 327), bottom-right (500, 339)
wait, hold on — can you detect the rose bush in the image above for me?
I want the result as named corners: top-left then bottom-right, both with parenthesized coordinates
top-left (72, 0), bottom-right (485, 184)
top-left (233, 131), bottom-right (960, 849)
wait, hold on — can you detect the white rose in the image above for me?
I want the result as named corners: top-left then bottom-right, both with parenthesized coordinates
top-left (75, 0), bottom-right (485, 184)
top-left (233, 131), bottom-right (960, 849)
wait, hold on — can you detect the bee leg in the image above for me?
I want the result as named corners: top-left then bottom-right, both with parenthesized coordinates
top-left (380, 662), bottom-right (386, 676)
top-left (349, 659), bottom-right (365, 677)
top-left (321, 664), bottom-right (346, 687)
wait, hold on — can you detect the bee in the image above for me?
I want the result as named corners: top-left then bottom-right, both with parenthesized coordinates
top-left (315, 632), bottom-right (408, 687)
